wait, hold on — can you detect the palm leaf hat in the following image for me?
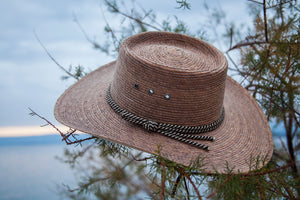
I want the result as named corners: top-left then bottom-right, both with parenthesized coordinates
top-left (54, 31), bottom-right (273, 173)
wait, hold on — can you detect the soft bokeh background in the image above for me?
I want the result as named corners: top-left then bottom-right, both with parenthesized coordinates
top-left (0, 0), bottom-right (284, 199)
top-left (0, 0), bottom-right (255, 128)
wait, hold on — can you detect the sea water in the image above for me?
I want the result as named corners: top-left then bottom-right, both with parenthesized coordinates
top-left (0, 132), bottom-right (288, 200)
top-left (0, 135), bottom-right (77, 200)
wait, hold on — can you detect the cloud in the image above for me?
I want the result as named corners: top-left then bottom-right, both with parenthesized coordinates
top-left (0, 0), bottom-right (251, 128)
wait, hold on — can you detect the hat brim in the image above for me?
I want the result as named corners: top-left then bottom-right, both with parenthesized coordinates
top-left (54, 61), bottom-right (273, 173)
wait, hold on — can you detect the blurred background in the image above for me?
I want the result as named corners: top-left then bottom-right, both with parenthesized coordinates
top-left (0, 0), bottom-right (288, 199)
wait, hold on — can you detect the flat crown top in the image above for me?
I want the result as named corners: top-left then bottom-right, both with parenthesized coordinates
top-left (125, 32), bottom-right (226, 73)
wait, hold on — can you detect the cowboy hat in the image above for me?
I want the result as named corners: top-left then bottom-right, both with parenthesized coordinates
top-left (54, 31), bottom-right (273, 173)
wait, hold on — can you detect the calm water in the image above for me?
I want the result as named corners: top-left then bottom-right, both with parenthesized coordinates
top-left (0, 135), bottom-right (77, 200)
top-left (0, 132), bottom-right (285, 200)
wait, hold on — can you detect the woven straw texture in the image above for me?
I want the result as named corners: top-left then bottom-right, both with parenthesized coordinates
top-left (54, 32), bottom-right (273, 173)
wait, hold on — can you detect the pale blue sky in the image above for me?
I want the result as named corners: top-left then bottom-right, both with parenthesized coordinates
top-left (0, 0), bottom-right (250, 127)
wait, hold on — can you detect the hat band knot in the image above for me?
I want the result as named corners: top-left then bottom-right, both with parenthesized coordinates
top-left (106, 85), bottom-right (225, 151)
top-left (143, 120), bottom-right (159, 132)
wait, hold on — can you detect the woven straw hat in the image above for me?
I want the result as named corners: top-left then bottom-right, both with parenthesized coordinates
top-left (54, 31), bottom-right (273, 173)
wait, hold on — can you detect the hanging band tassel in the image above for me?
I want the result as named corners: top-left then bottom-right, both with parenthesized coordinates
top-left (158, 131), bottom-right (210, 150)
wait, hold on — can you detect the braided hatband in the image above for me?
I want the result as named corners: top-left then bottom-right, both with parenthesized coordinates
top-left (106, 86), bottom-right (225, 151)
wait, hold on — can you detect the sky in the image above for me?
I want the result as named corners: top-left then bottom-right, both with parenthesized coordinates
top-left (0, 0), bottom-right (255, 136)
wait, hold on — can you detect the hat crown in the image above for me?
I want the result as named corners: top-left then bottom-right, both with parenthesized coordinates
top-left (110, 32), bottom-right (228, 126)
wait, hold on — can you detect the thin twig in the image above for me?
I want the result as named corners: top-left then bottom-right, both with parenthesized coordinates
top-left (132, 155), bottom-right (154, 162)
top-left (28, 108), bottom-right (95, 145)
top-left (227, 41), bottom-right (267, 51)
top-left (68, 176), bottom-right (110, 192)
top-left (29, 107), bottom-right (65, 138)
top-left (248, 0), bottom-right (263, 5)
top-left (227, 40), bottom-right (299, 52)
top-left (263, 0), bottom-right (269, 42)
top-left (99, 4), bottom-right (120, 52)
top-left (247, 0), bottom-right (294, 9)
top-left (64, 136), bottom-right (96, 145)
top-left (171, 174), bottom-right (182, 198)
top-left (183, 177), bottom-right (191, 200)
top-left (104, 0), bottom-right (162, 31)
top-left (34, 31), bottom-right (79, 80)
top-left (178, 168), bottom-right (202, 200)
top-left (160, 161), bottom-right (166, 200)
top-left (266, 0), bottom-right (294, 9)
top-left (62, 128), bottom-right (76, 141)
top-left (73, 14), bottom-right (94, 44)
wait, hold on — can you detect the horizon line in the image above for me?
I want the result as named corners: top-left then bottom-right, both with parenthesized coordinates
top-left (0, 125), bottom-right (71, 138)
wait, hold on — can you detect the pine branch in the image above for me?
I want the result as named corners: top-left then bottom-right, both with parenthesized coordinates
top-left (176, 0), bottom-right (191, 10)
top-left (256, 176), bottom-right (266, 200)
top-left (206, 176), bottom-right (233, 199)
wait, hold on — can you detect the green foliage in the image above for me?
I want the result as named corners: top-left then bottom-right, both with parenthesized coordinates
top-left (57, 141), bottom-right (152, 200)
top-left (220, 0), bottom-right (300, 197)
top-left (57, 141), bottom-right (210, 199)
top-left (61, 64), bottom-right (86, 80)
top-left (208, 156), bottom-right (300, 199)
top-left (226, 0), bottom-right (299, 175)
top-left (175, 0), bottom-right (191, 10)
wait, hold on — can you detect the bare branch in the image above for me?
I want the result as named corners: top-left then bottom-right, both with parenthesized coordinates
top-left (28, 107), bottom-right (65, 138)
top-left (248, 0), bottom-right (264, 5)
top-left (28, 108), bottom-right (95, 145)
top-left (263, 0), bottom-right (269, 42)
top-left (104, 0), bottom-right (162, 31)
top-left (73, 14), bottom-right (93, 45)
top-left (131, 155), bottom-right (154, 162)
top-left (34, 31), bottom-right (79, 80)
top-left (183, 177), bottom-right (190, 200)
top-left (171, 174), bottom-right (182, 198)
top-left (228, 40), bottom-right (299, 52)
top-left (227, 41), bottom-right (268, 52)
top-left (68, 176), bottom-right (111, 192)
top-left (178, 167), bottom-right (202, 200)
top-left (160, 161), bottom-right (166, 200)
top-left (266, 0), bottom-right (295, 9)
top-left (100, 5), bottom-right (120, 52)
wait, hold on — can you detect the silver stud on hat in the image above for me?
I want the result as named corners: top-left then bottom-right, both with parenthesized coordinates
top-left (149, 89), bottom-right (154, 95)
